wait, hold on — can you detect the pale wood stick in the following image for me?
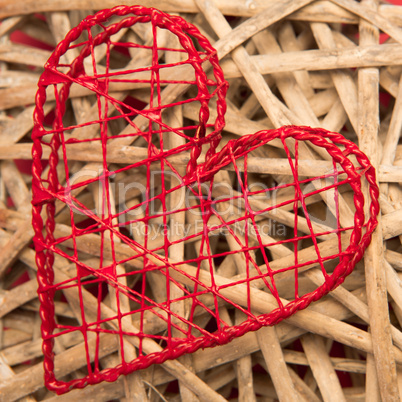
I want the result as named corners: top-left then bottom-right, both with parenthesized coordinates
top-left (0, 85), bottom-right (125, 110)
top-left (291, 1), bottom-right (357, 23)
top-left (0, 103), bottom-right (54, 146)
top-left (343, 346), bottom-right (365, 388)
top-left (387, 186), bottom-right (402, 223)
top-left (0, 356), bottom-right (36, 402)
top-left (195, 332), bottom-right (260, 377)
top-left (0, 355), bottom-right (15, 380)
top-left (283, 349), bottom-right (366, 373)
top-left (366, 346), bottom-right (382, 401)
top-left (287, 366), bottom-right (321, 402)
top-left (381, 75), bottom-right (402, 167)
top-left (0, 70), bottom-right (40, 87)
top-left (0, 278), bottom-right (37, 318)
top-left (1, 329), bottom-right (31, 349)
top-left (0, 68), bottom-right (191, 110)
top-left (358, 2), bottom-right (400, 400)
top-left (386, 250), bottom-right (402, 270)
top-left (3, 312), bottom-right (97, 366)
top-left (239, 92), bottom-right (261, 119)
top-left (1, 161), bottom-right (30, 213)
top-left (381, 3), bottom-right (402, 26)
top-left (398, 369), bottom-right (402, 401)
top-left (257, 326), bottom-right (301, 402)
top-left (321, 97), bottom-right (348, 133)
top-left (0, 142), bottom-right (337, 173)
top-left (378, 165), bottom-right (402, 183)
top-left (344, 387), bottom-right (366, 400)
top-left (390, 302), bottom-right (402, 331)
top-left (380, 67), bottom-right (400, 98)
top-left (303, 367), bottom-right (322, 400)
top-left (304, 268), bottom-right (402, 350)
top-left (220, 44), bottom-right (402, 79)
top-left (379, 192), bottom-right (396, 214)
top-left (0, 16), bottom-right (23, 37)
top-left (48, 11), bottom-right (93, 126)
top-left (382, 208), bottom-right (402, 239)
top-left (0, 86), bottom-right (37, 110)
top-left (252, 29), bottom-right (320, 127)
top-left (45, 377), bottom-right (126, 401)
top-left (0, 43), bottom-right (50, 66)
top-left (2, 311), bottom-right (35, 333)
top-left (8, 142), bottom-right (401, 180)
top-left (309, 89), bottom-right (338, 118)
top-left (299, 343), bottom-right (323, 393)
top-left (204, 364), bottom-right (236, 391)
top-left (396, 144), bottom-right (402, 160)
top-left (235, 311), bottom-right (257, 402)
top-left (301, 333), bottom-right (347, 402)
top-left (311, 22), bottom-right (358, 133)
top-left (277, 22), bottom-right (315, 100)
top-left (385, 260), bottom-right (402, 313)
top-left (0, 223), bottom-right (34, 279)
top-left (203, 0), bottom-right (316, 60)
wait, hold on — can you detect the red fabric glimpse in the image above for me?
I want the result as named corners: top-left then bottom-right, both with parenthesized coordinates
top-left (31, 5), bottom-right (379, 394)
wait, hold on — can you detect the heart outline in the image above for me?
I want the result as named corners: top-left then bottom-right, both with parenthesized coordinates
top-left (31, 5), bottom-right (380, 394)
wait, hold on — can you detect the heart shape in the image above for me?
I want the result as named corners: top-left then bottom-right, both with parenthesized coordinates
top-left (31, 6), bottom-right (379, 394)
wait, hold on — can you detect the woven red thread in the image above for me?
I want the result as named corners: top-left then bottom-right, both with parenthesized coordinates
top-left (32, 5), bottom-right (379, 394)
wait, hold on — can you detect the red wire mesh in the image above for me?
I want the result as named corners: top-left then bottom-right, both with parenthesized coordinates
top-left (31, 5), bottom-right (380, 394)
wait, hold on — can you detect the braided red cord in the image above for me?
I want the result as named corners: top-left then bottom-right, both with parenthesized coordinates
top-left (32, 6), bottom-right (379, 394)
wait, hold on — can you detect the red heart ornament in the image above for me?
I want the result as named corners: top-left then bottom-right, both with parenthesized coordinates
top-left (32, 6), bottom-right (379, 394)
